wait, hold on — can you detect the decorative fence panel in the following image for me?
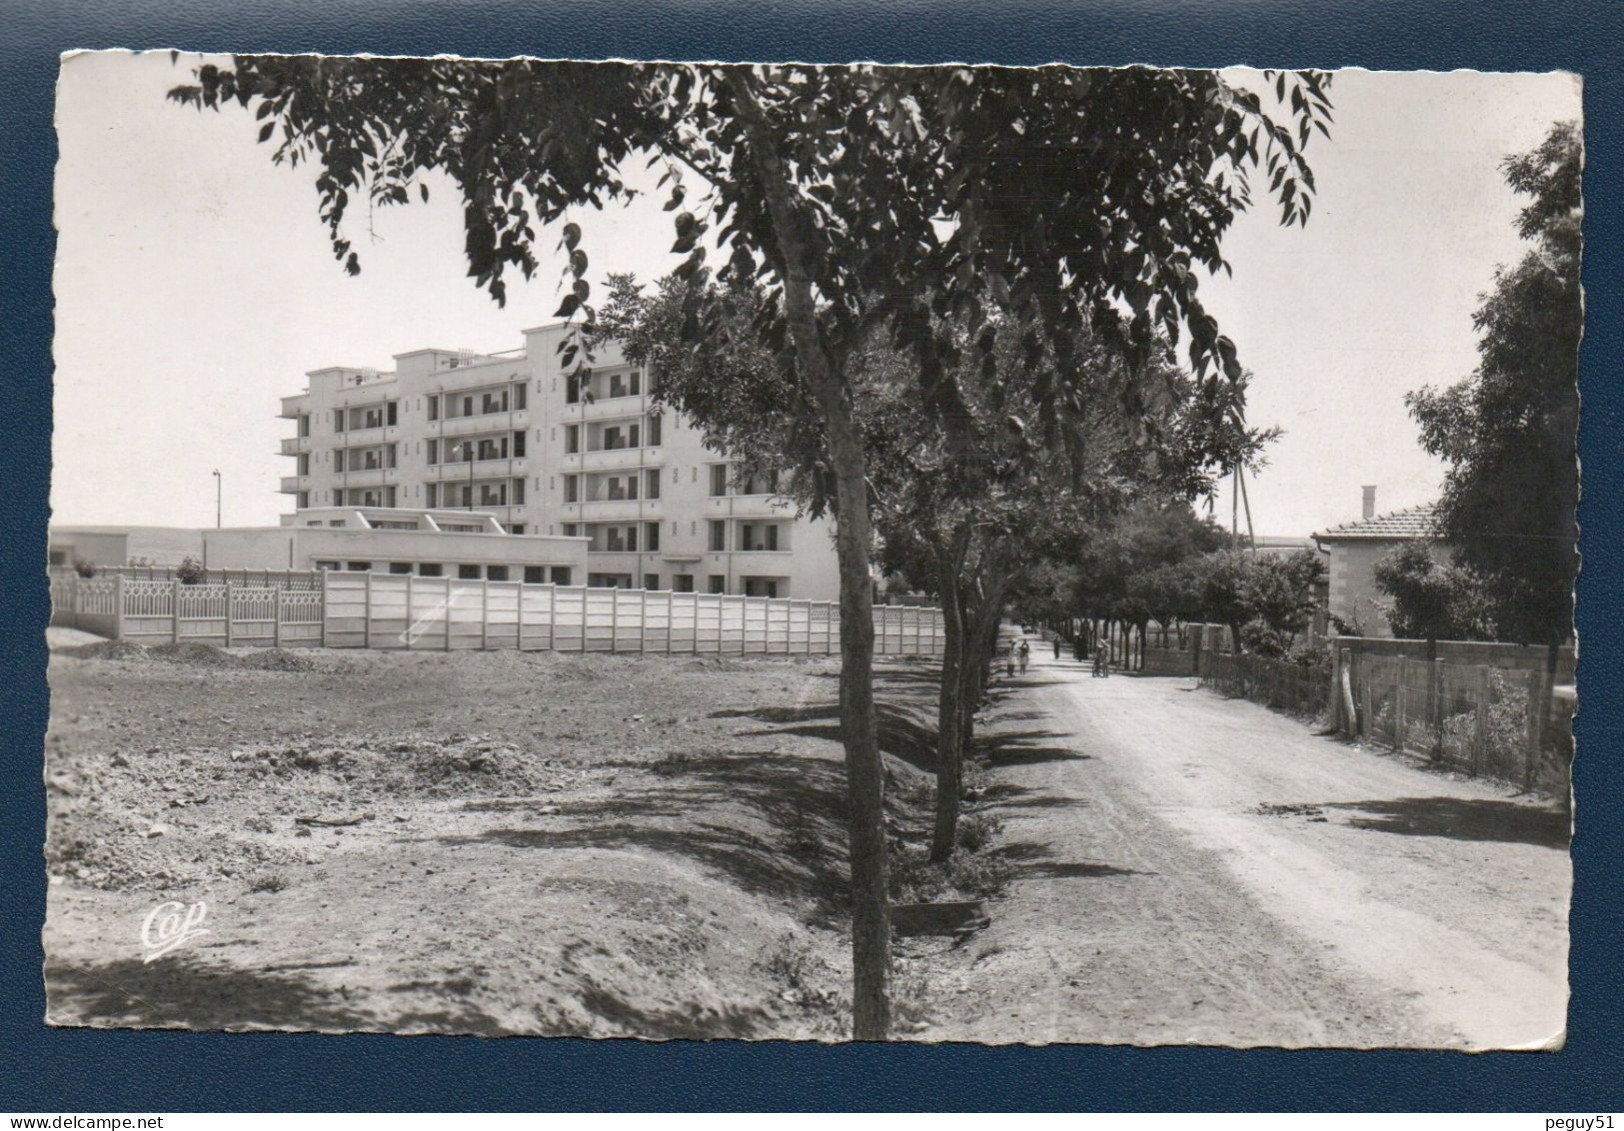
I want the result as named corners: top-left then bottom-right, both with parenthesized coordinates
top-left (51, 570), bottom-right (941, 657)
top-left (317, 573), bottom-right (932, 656)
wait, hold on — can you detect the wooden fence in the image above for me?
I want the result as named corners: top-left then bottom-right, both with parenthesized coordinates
top-left (50, 571), bottom-right (944, 657)
top-left (1198, 650), bottom-right (1329, 719)
top-left (1336, 648), bottom-right (1569, 793)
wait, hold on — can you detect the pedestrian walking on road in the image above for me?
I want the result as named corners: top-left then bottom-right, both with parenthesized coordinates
top-left (1053, 638), bottom-right (1062, 660)
top-left (1017, 639), bottom-right (1030, 675)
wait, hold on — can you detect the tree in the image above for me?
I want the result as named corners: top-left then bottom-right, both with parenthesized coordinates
top-left (1372, 542), bottom-right (1496, 641)
top-left (170, 57), bottom-right (1330, 1039)
top-left (1407, 121), bottom-right (1580, 646)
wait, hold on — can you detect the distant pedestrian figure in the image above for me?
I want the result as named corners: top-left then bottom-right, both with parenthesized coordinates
top-left (1093, 649), bottom-right (1109, 678)
top-left (1053, 638), bottom-right (1062, 660)
top-left (1005, 643), bottom-right (1016, 678)
top-left (1017, 639), bottom-right (1030, 675)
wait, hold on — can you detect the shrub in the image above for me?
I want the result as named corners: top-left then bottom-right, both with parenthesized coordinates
top-left (175, 556), bottom-right (207, 585)
top-left (72, 558), bottom-right (97, 579)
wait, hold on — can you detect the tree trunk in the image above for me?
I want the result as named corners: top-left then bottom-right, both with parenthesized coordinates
top-left (931, 553), bottom-right (967, 862)
top-left (729, 74), bottom-right (889, 1039)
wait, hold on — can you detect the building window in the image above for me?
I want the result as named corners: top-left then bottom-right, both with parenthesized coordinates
top-left (566, 372), bottom-right (581, 404)
top-left (334, 449), bottom-right (346, 473)
top-left (564, 475), bottom-right (579, 503)
top-left (513, 431), bottom-right (526, 458)
top-left (418, 563), bottom-right (443, 577)
top-left (425, 483), bottom-right (438, 508)
top-left (512, 478), bottom-right (526, 505)
top-left (563, 523), bottom-right (578, 537)
top-left (644, 573), bottom-right (660, 590)
top-left (673, 573), bottom-right (694, 593)
top-left (297, 413), bottom-right (311, 437)
top-left (387, 401), bottom-right (398, 426)
top-left (551, 566), bottom-right (573, 585)
top-left (486, 565), bottom-right (509, 581)
top-left (334, 409), bottom-right (345, 433)
top-left (645, 522), bottom-right (661, 552)
top-left (524, 566), bottom-right (546, 584)
top-left (740, 523), bottom-right (779, 551)
top-left (628, 423), bottom-right (641, 447)
top-left (427, 395), bottom-right (439, 421)
top-left (315, 560), bottom-right (340, 571)
top-left (708, 519), bottom-right (726, 552)
top-left (509, 523), bottom-right (525, 534)
top-left (646, 469), bottom-right (661, 499)
top-left (389, 562), bottom-right (413, 574)
top-left (426, 438), bottom-right (439, 465)
top-left (458, 564), bottom-right (481, 579)
top-left (708, 575), bottom-right (726, 594)
top-left (297, 491), bottom-right (309, 509)
top-left (346, 562), bottom-right (372, 572)
top-left (647, 413), bottom-right (662, 446)
top-left (565, 424), bottom-right (579, 454)
top-left (743, 577), bottom-right (781, 598)
top-left (709, 464), bottom-right (728, 497)
top-left (514, 383), bottom-right (527, 410)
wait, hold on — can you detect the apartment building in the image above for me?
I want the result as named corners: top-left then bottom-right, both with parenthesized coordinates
top-left (278, 324), bottom-right (841, 599)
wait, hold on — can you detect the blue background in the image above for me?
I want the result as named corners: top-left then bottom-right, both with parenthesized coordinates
top-left (3, 0), bottom-right (1620, 1112)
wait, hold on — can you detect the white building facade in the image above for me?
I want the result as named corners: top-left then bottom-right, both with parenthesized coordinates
top-left (278, 324), bottom-right (841, 599)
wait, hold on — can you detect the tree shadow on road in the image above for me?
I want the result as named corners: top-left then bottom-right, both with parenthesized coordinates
top-left (977, 727), bottom-right (1086, 767)
top-left (1323, 796), bottom-right (1570, 849)
top-left (715, 701), bottom-right (940, 772)
top-left (989, 840), bottom-right (1148, 880)
top-left (45, 954), bottom-right (395, 1033)
top-left (439, 749), bottom-right (857, 925)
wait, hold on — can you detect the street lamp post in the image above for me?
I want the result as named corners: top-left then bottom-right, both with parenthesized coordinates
top-left (212, 469), bottom-right (222, 528)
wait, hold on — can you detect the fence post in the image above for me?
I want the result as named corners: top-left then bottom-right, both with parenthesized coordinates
top-left (1524, 667), bottom-right (1544, 791)
top-left (319, 571), bottom-right (329, 649)
top-left (224, 581), bottom-right (234, 648)
top-left (172, 578), bottom-right (182, 644)
top-left (274, 586), bottom-right (284, 649)
top-left (1472, 665), bottom-right (1491, 777)
top-left (1394, 660), bottom-right (1407, 751)
top-left (639, 588), bottom-right (648, 654)
top-left (362, 573), bottom-right (372, 650)
top-left (1329, 645), bottom-right (1344, 731)
top-left (610, 586), bottom-right (620, 654)
top-left (480, 578), bottom-right (489, 651)
top-left (112, 573), bottom-right (125, 641)
top-left (825, 601), bottom-right (834, 655)
top-left (545, 584), bottom-right (556, 653)
top-left (404, 573), bottom-right (414, 651)
top-left (1360, 657), bottom-right (1374, 745)
top-left (1430, 658), bottom-right (1446, 759)
top-left (444, 577), bottom-right (453, 652)
top-left (581, 587), bottom-right (589, 653)
top-left (664, 591), bottom-right (674, 655)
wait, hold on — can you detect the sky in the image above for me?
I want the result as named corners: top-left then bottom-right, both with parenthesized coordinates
top-left (50, 53), bottom-right (1581, 536)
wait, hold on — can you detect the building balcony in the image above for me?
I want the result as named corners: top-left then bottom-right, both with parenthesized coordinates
top-left (432, 456), bottom-right (526, 480)
top-left (583, 549), bottom-right (649, 568)
top-left (279, 396), bottom-right (310, 419)
top-left (574, 446), bottom-right (659, 472)
top-left (334, 423), bottom-right (399, 445)
top-left (704, 494), bottom-right (795, 518)
top-left (427, 364), bottom-right (527, 395)
top-left (571, 498), bottom-right (661, 522)
top-left (433, 410), bottom-right (529, 438)
top-left (569, 395), bottom-right (648, 422)
top-left (335, 466), bottom-right (397, 487)
top-left (279, 475), bottom-right (308, 494)
top-left (280, 436), bottom-right (311, 455)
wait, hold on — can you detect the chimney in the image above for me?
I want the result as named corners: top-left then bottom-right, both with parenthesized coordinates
top-left (1362, 485), bottom-right (1377, 521)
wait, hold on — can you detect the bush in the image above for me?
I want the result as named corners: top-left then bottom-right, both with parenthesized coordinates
top-left (72, 558), bottom-right (97, 579)
top-left (175, 556), bottom-right (207, 585)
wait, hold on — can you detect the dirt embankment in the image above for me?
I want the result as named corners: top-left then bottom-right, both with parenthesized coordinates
top-left (44, 644), bottom-right (998, 1039)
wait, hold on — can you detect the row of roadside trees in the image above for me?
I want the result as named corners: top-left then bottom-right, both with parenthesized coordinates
top-left (170, 57), bottom-right (1333, 1039)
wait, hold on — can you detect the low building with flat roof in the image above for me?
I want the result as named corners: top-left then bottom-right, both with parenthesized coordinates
top-left (201, 506), bottom-right (588, 584)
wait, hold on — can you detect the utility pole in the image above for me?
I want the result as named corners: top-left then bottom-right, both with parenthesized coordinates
top-left (213, 469), bottom-right (222, 528)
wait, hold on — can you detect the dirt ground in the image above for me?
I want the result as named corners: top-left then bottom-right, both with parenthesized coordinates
top-left (43, 642), bottom-right (961, 1040)
top-left (907, 645), bottom-right (1571, 1050)
top-left (41, 633), bottom-right (1570, 1047)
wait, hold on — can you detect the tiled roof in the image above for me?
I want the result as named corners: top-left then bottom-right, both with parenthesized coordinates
top-left (1314, 504), bottom-right (1440, 541)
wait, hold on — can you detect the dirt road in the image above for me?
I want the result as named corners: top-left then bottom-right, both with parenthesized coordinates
top-left (911, 645), bottom-right (1570, 1049)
